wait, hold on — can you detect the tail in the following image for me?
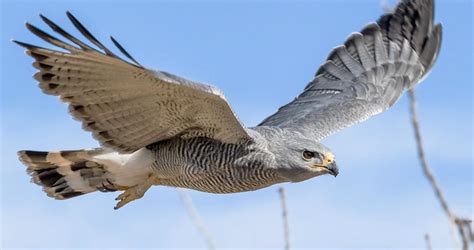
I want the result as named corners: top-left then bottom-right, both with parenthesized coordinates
top-left (378, 0), bottom-right (442, 80)
top-left (18, 148), bottom-right (151, 199)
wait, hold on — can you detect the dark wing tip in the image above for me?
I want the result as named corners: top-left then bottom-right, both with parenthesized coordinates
top-left (110, 36), bottom-right (143, 67)
top-left (24, 21), bottom-right (34, 30)
top-left (12, 39), bottom-right (35, 49)
top-left (19, 11), bottom-right (144, 68)
top-left (65, 11), bottom-right (143, 68)
top-left (65, 10), bottom-right (75, 20)
top-left (24, 21), bottom-right (47, 39)
top-left (39, 13), bottom-right (55, 27)
top-left (11, 39), bottom-right (22, 45)
top-left (65, 11), bottom-right (112, 53)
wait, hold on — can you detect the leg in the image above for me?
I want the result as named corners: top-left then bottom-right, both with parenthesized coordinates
top-left (114, 175), bottom-right (158, 210)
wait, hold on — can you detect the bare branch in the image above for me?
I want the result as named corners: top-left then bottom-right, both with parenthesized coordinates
top-left (424, 234), bottom-right (432, 250)
top-left (177, 189), bottom-right (216, 250)
top-left (408, 89), bottom-right (472, 250)
top-left (279, 187), bottom-right (290, 250)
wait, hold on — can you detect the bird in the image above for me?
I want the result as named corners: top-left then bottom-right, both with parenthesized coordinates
top-left (15, 0), bottom-right (442, 209)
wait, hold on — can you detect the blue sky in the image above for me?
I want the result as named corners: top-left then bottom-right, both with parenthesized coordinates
top-left (1, 0), bottom-right (472, 248)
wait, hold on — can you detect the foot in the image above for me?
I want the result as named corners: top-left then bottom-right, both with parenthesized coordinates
top-left (114, 175), bottom-right (156, 210)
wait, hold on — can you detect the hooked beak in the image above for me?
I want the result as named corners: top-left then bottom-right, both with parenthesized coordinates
top-left (311, 152), bottom-right (338, 177)
top-left (312, 161), bottom-right (339, 177)
top-left (326, 162), bottom-right (339, 177)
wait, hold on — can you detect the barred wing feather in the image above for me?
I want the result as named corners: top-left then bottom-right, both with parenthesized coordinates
top-left (15, 12), bottom-right (251, 153)
top-left (260, 0), bottom-right (442, 141)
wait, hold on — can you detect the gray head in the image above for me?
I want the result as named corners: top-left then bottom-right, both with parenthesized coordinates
top-left (258, 127), bottom-right (338, 182)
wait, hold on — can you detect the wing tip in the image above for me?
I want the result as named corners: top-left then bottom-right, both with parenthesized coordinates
top-left (65, 10), bottom-right (75, 20)
top-left (11, 39), bottom-right (31, 49)
top-left (39, 13), bottom-right (53, 26)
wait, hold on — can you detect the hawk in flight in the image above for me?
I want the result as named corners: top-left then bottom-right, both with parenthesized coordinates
top-left (16, 0), bottom-right (442, 209)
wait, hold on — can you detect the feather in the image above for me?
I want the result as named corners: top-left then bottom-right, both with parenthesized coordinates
top-left (25, 22), bottom-right (79, 52)
top-left (351, 33), bottom-right (376, 70)
top-left (334, 45), bottom-right (365, 76)
top-left (66, 11), bottom-right (117, 57)
top-left (110, 36), bottom-right (143, 67)
top-left (40, 14), bottom-right (95, 52)
top-left (321, 61), bottom-right (354, 81)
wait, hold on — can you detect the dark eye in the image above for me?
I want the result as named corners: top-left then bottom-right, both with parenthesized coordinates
top-left (302, 150), bottom-right (315, 160)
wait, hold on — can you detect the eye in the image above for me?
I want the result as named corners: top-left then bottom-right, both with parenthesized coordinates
top-left (302, 150), bottom-right (315, 160)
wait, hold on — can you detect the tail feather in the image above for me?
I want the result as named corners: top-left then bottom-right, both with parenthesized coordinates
top-left (18, 148), bottom-right (119, 199)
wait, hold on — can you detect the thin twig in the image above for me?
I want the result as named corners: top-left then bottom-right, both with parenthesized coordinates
top-left (424, 234), bottom-right (432, 250)
top-left (177, 188), bottom-right (216, 250)
top-left (408, 89), bottom-right (472, 250)
top-left (278, 187), bottom-right (290, 250)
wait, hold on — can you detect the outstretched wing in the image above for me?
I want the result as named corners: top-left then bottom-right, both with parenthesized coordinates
top-left (15, 12), bottom-right (252, 153)
top-left (260, 0), bottom-right (442, 140)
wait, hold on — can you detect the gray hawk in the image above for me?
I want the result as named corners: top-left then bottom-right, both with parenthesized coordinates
top-left (16, 0), bottom-right (442, 209)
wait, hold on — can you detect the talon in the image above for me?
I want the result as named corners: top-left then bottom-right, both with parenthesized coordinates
top-left (115, 192), bottom-right (127, 201)
top-left (112, 175), bottom-right (156, 210)
top-left (114, 199), bottom-right (127, 210)
top-left (113, 186), bottom-right (142, 209)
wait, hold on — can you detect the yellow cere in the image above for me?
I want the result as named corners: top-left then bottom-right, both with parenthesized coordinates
top-left (323, 152), bottom-right (335, 165)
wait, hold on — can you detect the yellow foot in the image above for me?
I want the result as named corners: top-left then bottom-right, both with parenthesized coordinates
top-left (113, 175), bottom-right (156, 210)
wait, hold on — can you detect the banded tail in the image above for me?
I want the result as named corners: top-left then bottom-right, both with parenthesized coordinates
top-left (18, 148), bottom-right (152, 200)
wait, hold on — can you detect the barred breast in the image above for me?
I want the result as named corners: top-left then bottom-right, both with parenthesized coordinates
top-left (146, 137), bottom-right (282, 193)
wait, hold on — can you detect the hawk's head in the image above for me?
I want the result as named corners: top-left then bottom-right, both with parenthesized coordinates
top-left (263, 129), bottom-right (339, 182)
